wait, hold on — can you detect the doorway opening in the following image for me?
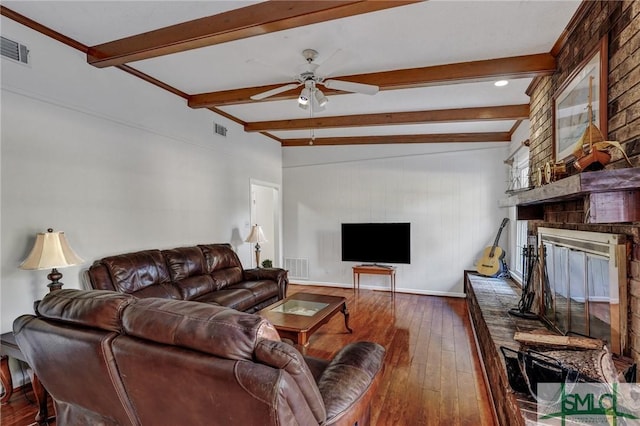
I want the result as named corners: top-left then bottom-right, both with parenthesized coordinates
top-left (249, 180), bottom-right (281, 268)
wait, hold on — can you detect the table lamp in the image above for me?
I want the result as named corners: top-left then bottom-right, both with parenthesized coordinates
top-left (19, 228), bottom-right (84, 292)
top-left (245, 224), bottom-right (267, 268)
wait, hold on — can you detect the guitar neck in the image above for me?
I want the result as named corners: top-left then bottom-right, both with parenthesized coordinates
top-left (488, 218), bottom-right (509, 257)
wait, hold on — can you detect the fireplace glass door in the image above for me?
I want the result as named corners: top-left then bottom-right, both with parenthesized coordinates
top-left (544, 244), bottom-right (612, 338)
top-left (538, 228), bottom-right (626, 355)
top-left (587, 254), bottom-right (610, 341)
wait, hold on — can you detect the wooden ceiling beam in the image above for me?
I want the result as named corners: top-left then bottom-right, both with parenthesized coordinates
top-left (188, 53), bottom-right (555, 108)
top-left (87, 1), bottom-right (419, 68)
top-left (281, 132), bottom-right (512, 146)
top-left (245, 104), bottom-right (529, 132)
top-left (1, 6), bottom-right (88, 53)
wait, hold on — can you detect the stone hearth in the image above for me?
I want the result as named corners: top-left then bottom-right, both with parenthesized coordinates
top-left (465, 271), bottom-right (634, 426)
top-left (464, 271), bottom-right (541, 425)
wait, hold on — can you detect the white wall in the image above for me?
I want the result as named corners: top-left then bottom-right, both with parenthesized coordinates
top-left (282, 142), bottom-right (510, 296)
top-left (0, 17), bottom-right (282, 333)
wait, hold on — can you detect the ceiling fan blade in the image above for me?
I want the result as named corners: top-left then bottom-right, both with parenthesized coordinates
top-left (323, 79), bottom-right (379, 95)
top-left (246, 58), bottom-right (297, 80)
top-left (250, 83), bottom-right (300, 100)
top-left (315, 49), bottom-right (349, 77)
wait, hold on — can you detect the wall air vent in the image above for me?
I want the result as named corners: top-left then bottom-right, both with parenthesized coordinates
top-left (284, 258), bottom-right (309, 280)
top-left (1, 37), bottom-right (29, 64)
top-left (214, 123), bottom-right (228, 137)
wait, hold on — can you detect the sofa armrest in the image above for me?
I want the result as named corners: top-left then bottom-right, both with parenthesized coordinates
top-left (243, 268), bottom-right (289, 299)
top-left (318, 342), bottom-right (386, 426)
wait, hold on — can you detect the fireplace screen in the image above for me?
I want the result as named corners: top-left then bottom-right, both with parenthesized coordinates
top-left (538, 228), bottom-right (627, 355)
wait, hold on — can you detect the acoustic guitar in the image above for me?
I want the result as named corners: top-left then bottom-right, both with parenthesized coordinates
top-left (476, 218), bottom-right (509, 277)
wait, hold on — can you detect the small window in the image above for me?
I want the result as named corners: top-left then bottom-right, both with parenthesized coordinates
top-left (508, 151), bottom-right (530, 191)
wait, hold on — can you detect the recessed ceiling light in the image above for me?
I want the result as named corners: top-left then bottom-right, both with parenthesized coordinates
top-left (494, 80), bottom-right (509, 87)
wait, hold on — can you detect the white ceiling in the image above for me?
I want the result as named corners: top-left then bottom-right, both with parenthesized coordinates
top-left (2, 0), bottom-right (582, 147)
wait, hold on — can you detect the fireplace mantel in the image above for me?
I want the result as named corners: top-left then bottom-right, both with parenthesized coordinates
top-left (500, 168), bottom-right (640, 223)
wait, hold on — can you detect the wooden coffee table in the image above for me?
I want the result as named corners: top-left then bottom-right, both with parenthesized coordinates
top-left (258, 292), bottom-right (352, 346)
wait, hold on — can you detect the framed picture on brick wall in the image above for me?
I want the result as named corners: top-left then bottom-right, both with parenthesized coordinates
top-left (554, 37), bottom-right (608, 162)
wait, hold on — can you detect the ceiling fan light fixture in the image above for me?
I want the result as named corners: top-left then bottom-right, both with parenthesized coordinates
top-left (315, 89), bottom-right (328, 107)
top-left (298, 87), bottom-right (311, 106)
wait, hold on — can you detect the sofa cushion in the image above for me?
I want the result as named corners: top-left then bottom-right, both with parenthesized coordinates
top-left (125, 283), bottom-right (182, 300)
top-left (173, 275), bottom-right (217, 301)
top-left (210, 267), bottom-right (243, 289)
top-left (121, 298), bottom-right (280, 360)
top-left (101, 250), bottom-right (171, 294)
top-left (194, 288), bottom-right (256, 312)
top-left (199, 244), bottom-right (242, 271)
top-left (161, 246), bottom-right (206, 281)
top-left (36, 289), bottom-right (134, 332)
top-left (199, 244), bottom-right (244, 289)
top-left (162, 246), bottom-right (218, 300)
top-left (227, 280), bottom-right (279, 305)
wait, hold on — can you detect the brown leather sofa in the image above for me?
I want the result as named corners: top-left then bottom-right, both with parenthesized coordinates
top-left (86, 243), bottom-right (288, 313)
top-left (14, 289), bottom-right (385, 426)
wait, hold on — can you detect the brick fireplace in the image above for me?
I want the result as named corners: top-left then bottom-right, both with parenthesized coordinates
top-left (473, 2), bottom-right (639, 424)
top-left (483, 180), bottom-right (639, 424)
top-left (505, 169), bottom-right (640, 361)
top-left (524, 0), bottom-right (640, 364)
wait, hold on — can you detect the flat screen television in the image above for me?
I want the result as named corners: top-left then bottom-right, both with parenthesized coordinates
top-left (341, 222), bottom-right (410, 264)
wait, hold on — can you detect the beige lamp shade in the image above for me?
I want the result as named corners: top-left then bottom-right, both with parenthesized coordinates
top-left (20, 229), bottom-right (84, 270)
top-left (245, 225), bottom-right (267, 244)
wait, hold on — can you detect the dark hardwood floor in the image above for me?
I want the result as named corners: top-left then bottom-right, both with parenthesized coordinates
top-left (288, 285), bottom-right (496, 426)
top-left (0, 284), bottom-right (496, 426)
top-left (0, 383), bottom-right (54, 426)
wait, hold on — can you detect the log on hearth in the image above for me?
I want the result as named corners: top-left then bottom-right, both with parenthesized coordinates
top-left (513, 332), bottom-right (604, 350)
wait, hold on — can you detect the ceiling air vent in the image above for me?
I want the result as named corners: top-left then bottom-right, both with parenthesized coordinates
top-left (1, 36), bottom-right (29, 64)
top-left (214, 123), bottom-right (228, 137)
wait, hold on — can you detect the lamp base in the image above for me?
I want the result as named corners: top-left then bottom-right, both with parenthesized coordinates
top-left (47, 268), bottom-right (64, 292)
top-left (254, 243), bottom-right (262, 268)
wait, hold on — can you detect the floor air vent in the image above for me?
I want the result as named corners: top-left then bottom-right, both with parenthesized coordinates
top-left (1, 37), bottom-right (29, 64)
top-left (284, 258), bottom-right (309, 280)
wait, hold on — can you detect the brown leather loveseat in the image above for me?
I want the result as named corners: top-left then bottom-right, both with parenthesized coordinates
top-left (14, 289), bottom-right (386, 425)
top-left (86, 243), bottom-right (288, 313)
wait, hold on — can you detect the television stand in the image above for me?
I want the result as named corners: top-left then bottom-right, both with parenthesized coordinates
top-left (360, 263), bottom-right (393, 269)
top-left (352, 265), bottom-right (396, 294)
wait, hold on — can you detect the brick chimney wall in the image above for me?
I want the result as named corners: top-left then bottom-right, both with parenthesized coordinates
top-left (527, 0), bottom-right (640, 362)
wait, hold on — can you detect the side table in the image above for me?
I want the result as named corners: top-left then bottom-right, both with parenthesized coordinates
top-left (1, 331), bottom-right (52, 425)
top-left (352, 265), bottom-right (396, 293)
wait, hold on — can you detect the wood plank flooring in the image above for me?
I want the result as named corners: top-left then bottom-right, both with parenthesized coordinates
top-left (0, 384), bottom-right (54, 426)
top-left (288, 285), bottom-right (496, 426)
top-left (0, 284), bottom-right (496, 426)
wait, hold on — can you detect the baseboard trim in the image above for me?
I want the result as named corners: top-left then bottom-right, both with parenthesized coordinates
top-left (289, 280), bottom-right (465, 298)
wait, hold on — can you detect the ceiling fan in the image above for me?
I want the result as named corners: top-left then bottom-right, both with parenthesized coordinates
top-left (250, 49), bottom-right (379, 111)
